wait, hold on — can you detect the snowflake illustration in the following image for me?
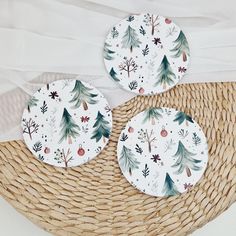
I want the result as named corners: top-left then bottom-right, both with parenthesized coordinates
top-left (49, 91), bottom-right (59, 99)
top-left (178, 67), bottom-right (187, 73)
top-left (81, 116), bottom-right (90, 123)
top-left (151, 154), bottom-right (161, 163)
top-left (184, 183), bottom-right (193, 191)
top-left (152, 37), bottom-right (161, 45)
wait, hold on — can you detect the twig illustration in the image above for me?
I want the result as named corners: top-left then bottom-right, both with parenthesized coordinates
top-left (166, 26), bottom-right (177, 37)
top-left (119, 57), bottom-right (138, 77)
top-left (54, 148), bottom-right (73, 168)
top-left (138, 129), bottom-right (156, 153)
top-left (22, 118), bottom-right (39, 140)
top-left (164, 139), bottom-right (176, 153)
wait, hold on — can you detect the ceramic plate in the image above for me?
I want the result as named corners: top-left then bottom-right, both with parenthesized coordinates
top-left (117, 107), bottom-right (208, 197)
top-left (22, 79), bottom-right (112, 168)
top-left (104, 13), bottom-right (190, 95)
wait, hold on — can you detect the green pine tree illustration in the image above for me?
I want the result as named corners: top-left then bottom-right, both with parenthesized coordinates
top-left (119, 145), bottom-right (140, 176)
top-left (121, 25), bottom-right (141, 52)
top-left (172, 141), bottom-right (201, 177)
top-left (143, 108), bottom-right (163, 125)
top-left (170, 30), bottom-right (190, 62)
top-left (173, 111), bottom-right (194, 126)
top-left (109, 67), bottom-right (120, 81)
top-left (27, 96), bottom-right (38, 112)
top-left (91, 111), bottom-right (111, 143)
top-left (104, 42), bottom-right (115, 60)
top-left (162, 173), bottom-right (180, 196)
top-left (59, 108), bottom-right (80, 144)
top-left (155, 55), bottom-right (176, 89)
top-left (69, 80), bottom-right (98, 110)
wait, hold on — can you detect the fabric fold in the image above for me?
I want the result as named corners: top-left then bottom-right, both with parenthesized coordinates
top-left (0, 0), bottom-right (235, 141)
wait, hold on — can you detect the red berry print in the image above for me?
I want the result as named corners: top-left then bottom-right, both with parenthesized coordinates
top-left (128, 127), bottom-right (134, 133)
top-left (139, 87), bottom-right (144, 94)
top-left (44, 147), bottom-right (50, 154)
top-left (165, 18), bottom-right (172, 24)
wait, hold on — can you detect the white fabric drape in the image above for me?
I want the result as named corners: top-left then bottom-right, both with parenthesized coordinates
top-left (0, 0), bottom-right (235, 141)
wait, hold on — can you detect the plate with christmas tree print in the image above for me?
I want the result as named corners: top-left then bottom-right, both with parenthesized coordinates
top-left (104, 13), bottom-right (190, 95)
top-left (117, 107), bottom-right (208, 197)
top-left (22, 79), bottom-right (112, 168)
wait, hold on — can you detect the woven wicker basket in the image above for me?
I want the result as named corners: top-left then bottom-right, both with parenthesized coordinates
top-left (0, 82), bottom-right (235, 236)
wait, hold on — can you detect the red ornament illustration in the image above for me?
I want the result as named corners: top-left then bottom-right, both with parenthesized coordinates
top-left (77, 145), bottom-right (85, 156)
top-left (128, 127), bottom-right (134, 133)
top-left (165, 18), bottom-right (172, 24)
top-left (139, 87), bottom-right (145, 94)
top-left (44, 147), bottom-right (50, 154)
top-left (160, 126), bottom-right (168, 137)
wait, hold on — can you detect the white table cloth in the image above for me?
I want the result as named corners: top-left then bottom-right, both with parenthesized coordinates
top-left (0, 0), bottom-right (236, 141)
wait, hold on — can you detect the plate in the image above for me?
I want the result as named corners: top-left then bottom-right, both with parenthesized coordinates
top-left (104, 13), bottom-right (190, 95)
top-left (117, 107), bottom-right (208, 197)
top-left (22, 79), bottom-right (112, 168)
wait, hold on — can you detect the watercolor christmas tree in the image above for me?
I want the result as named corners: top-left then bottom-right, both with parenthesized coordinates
top-left (27, 96), bottom-right (38, 113)
top-left (109, 67), bottom-right (120, 81)
top-left (142, 108), bottom-right (163, 125)
top-left (59, 108), bottom-right (80, 144)
top-left (104, 42), bottom-right (115, 60)
top-left (162, 173), bottom-right (180, 196)
top-left (119, 145), bottom-right (140, 176)
top-left (172, 141), bottom-right (202, 177)
top-left (155, 55), bottom-right (176, 89)
top-left (91, 111), bottom-right (110, 143)
top-left (173, 111), bottom-right (194, 126)
top-left (170, 30), bottom-right (190, 62)
top-left (70, 80), bottom-right (98, 110)
top-left (121, 25), bottom-right (141, 52)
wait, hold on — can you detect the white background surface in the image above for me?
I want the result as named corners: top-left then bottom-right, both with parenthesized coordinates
top-left (0, 0), bottom-right (235, 235)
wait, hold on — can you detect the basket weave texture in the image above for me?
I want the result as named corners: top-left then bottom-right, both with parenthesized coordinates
top-left (0, 82), bottom-right (235, 236)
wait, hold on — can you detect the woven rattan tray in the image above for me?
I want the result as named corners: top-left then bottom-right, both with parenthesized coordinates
top-left (0, 82), bottom-right (235, 235)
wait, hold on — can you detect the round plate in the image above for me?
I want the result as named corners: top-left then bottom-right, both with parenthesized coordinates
top-left (104, 13), bottom-right (190, 95)
top-left (117, 107), bottom-right (208, 197)
top-left (22, 79), bottom-right (112, 168)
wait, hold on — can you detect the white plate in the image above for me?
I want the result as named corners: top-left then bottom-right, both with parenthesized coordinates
top-left (22, 79), bottom-right (112, 168)
top-left (117, 107), bottom-right (208, 197)
top-left (104, 13), bottom-right (190, 95)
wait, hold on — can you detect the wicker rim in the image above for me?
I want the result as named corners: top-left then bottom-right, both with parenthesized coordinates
top-left (0, 82), bottom-right (235, 236)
